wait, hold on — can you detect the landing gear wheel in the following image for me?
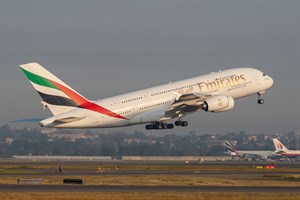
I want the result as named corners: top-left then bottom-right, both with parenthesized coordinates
top-left (175, 121), bottom-right (182, 126)
top-left (257, 99), bottom-right (264, 104)
top-left (166, 124), bottom-right (174, 129)
top-left (175, 120), bottom-right (188, 127)
top-left (145, 122), bottom-right (174, 130)
top-left (181, 121), bottom-right (188, 127)
top-left (145, 125), bottom-right (153, 130)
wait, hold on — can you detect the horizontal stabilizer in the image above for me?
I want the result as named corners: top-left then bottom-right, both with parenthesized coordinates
top-left (39, 116), bottom-right (86, 127)
top-left (53, 116), bottom-right (86, 123)
top-left (12, 118), bottom-right (44, 123)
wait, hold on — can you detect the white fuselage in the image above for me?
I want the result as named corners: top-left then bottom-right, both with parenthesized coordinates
top-left (235, 151), bottom-right (275, 159)
top-left (42, 67), bottom-right (273, 128)
top-left (277, 150), bottom-right (300, 158)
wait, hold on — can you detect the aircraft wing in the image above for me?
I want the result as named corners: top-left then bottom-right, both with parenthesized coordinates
top-left (163, 92), bottom-right (211, 120)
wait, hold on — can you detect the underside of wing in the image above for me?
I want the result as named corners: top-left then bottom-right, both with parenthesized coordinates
top-left (163, 93), bottom-right (210, 120)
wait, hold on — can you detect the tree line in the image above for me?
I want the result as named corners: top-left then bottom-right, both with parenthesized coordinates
top-left (0, 124), bottom-right (298, 157)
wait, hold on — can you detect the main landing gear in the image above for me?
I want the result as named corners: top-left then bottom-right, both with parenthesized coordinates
top-left (257, 92), bottom-right (265, 104)
top-left (145, 122), bottom-right (174, 130)
top-left (174, 120), bottom-right (188, 127)
top-left (145, 119), bottom-right (189, 130)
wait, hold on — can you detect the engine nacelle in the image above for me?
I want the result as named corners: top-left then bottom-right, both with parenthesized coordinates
top-left (203, 95), bottom-right (234, 112)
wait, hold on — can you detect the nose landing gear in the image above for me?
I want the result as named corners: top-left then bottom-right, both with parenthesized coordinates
top-left (257, 92), bottom-right (265, 104)
top-left (257, 99), bottom-right (264, 104)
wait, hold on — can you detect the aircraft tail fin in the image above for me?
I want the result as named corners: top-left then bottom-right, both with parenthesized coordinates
top-left (225, 140), bottom-right (238, 154)
top-left (273, 138), bottom-right (289, 152)
top-left (19, 62), bottom-right (89, 115)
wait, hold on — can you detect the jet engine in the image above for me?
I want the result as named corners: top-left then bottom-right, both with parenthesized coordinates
top-left (202, 95), bottom-right (234, 112)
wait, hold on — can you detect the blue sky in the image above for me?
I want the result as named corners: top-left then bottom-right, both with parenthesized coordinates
top-left (0, 1), bottom-right (299, 134)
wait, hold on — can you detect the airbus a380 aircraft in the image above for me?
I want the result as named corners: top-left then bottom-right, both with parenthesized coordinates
top-left (19, 62), bottom-right (273, 130)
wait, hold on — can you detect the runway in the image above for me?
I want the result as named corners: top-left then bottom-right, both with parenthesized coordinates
top-left (1, 159), bottom-right (300, 194)
top-left (0, 184), bottom-right (299, 193)
top-left (2, 159), bottom-right (300, 167)
top-left (0, 170), bottom-right (297, 178)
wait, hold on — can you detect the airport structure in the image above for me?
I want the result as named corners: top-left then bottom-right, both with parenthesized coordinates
top-left (122, 156), bottom-right (232, 162)
top-left (12, 155), bottom-right (232, 162)
top-left (12, 156), bottom-right (112, 161)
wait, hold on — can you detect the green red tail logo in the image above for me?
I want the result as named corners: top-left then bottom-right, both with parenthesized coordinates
top-left (20, 63), bottom-right (127, 120)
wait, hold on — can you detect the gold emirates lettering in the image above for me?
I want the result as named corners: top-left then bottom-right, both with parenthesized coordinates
top-left (197, 74), bottom-right (246, 92)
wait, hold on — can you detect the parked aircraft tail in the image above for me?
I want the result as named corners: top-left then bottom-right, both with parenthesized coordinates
top-left (273, 138), bottom-right (289, 152)
top-left (225, 140), bottom-right (238, 155)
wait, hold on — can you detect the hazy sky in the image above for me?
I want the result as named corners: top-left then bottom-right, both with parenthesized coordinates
top-left (0, 1), bottom-right (299, 135)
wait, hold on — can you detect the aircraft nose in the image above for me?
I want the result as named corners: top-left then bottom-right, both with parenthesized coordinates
top-left (265, 75), bottom-right (273, 88)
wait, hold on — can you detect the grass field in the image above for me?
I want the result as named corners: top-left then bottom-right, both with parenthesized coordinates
top-left (1, 175), bottom-right (300, 186)
top-left (1, 162), bottom-right (300, 199)
top-left (1, 163), bottom-right (300, 173)
top-left (1, 192), bottom-right (300, 200)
